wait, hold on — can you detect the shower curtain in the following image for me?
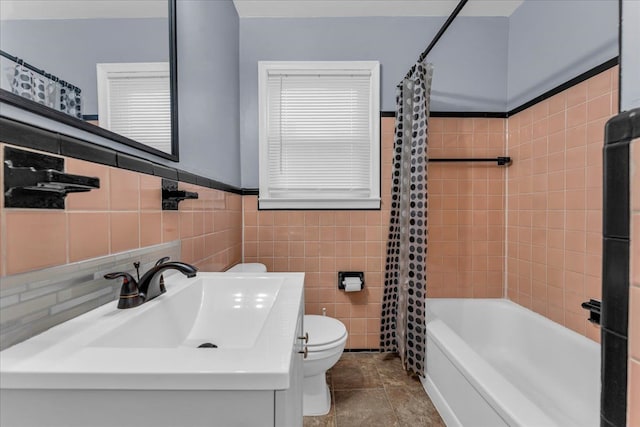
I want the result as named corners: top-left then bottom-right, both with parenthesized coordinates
top-left (380, 62), bottom-right (433, 377)
top-left (10, 63), bottom-right (82, 119)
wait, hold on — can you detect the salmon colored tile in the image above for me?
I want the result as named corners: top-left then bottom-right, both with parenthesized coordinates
top-left (68, 212), bottom-right (109, 262)
top-left (110, 212), bottom-right (139, 253)
top-left (110, 168), bottom-right (139, 211)
top-left (258, 211), bottom-right (274, 226)
top-left (565, 311), bottom-right (586, 335)
top-left (139, 174), bottom-right (161, 211)
top-left (586, 71), bottom-right (611, 100)
top-left (65, 158), bottom-right (110, 210)
top-left (140, 212), bottom-right (162, 247)
top-left (193, 211), bottom-right (204, 237)
top-left (181, 238), bottom-right (194, 263)
top-left (193, 236), bottom-right (205, 262)
top-left (162, 211), bottom-right (179, 242)
top-left (566, 82), bottom-right (587, 107)
top-left (632, 287), bottom-right (640, 360)
top-left (204, 211), bottom-right (214, 234)
top-left (567, 104), bottom-right (587, 128)
top-left (566, 190), bottom-right (586, 211)
top-left (587, 94), bottom-right (612, 122)
top-left (548, 93), bottom-right (566, 115)
top-left (585, 323), bottom-right (600, 343)
top-left (634, 214), bottom-right (640, 285)
top-left (381, 117), bottom-right (396, 134)
top-left (6, 211), bottom-right (67, 274)
top-left (629, 359), bottom-right (640, 427)
top-left (273, 211), bottom-right (289, 226)
top-left (566, 125), bottom-right (588, 150)
top-left (179, 211), bottom-right (194, 238)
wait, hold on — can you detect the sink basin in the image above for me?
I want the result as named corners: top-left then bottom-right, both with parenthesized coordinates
top-left (92, 276), bottom-right (282, 349)
top-left (0, 272), bottom-right (305, 391)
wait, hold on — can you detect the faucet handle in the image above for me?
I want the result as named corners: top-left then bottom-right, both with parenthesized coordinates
top-left (104, 272), bottom-right (145, 309)
top-left (155, 256), bottom-right (171, 267)
top-left (104, 272), bottom-right (137, 283)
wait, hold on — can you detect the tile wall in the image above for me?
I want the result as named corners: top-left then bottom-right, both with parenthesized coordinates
top-left (0, 143), bottom-right (242, 277)
top-left (506, 66), bottom-right (619, 341)
top-left (0, 142), bottom-right (242, 347)
top-left (243, 116), bottom-right (507, 349)
top-left (426, 117), bottom-right (506, 298)
top-left (628, 138), bottom-right (640, 426)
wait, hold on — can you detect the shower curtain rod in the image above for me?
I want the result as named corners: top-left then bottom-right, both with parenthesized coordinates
top-left (0, 49), bottom-right (80, 93)
top-left (429, 156), bottom-right (512, 166)
top-left (404, 0), bottom-right (469, 80)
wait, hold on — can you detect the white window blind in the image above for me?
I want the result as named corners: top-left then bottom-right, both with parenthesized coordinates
top-left (259, 62), bottom-right (380, 209)
top-left (96, 63), bottom-right (171, 154)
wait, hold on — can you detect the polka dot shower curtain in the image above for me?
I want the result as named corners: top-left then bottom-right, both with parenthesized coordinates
top-left (10, 63), bottom-right (82, 119)
top-left (380, 63), bottom-right (433, 377)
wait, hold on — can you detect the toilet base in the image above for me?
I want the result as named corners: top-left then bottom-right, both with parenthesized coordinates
top-left (303, 373), bottom-right (331, 416)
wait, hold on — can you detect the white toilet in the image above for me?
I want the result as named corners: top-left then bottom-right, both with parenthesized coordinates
top-left (226, 263), bottom-right (347, 416)
top-left (302, 314), bottom-right (347, 415)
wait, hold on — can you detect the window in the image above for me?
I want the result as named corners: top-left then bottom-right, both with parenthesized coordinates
top-left (96, 62), bottom-right (171, 153)
top-left (258, 61), bottom-right (380, 209)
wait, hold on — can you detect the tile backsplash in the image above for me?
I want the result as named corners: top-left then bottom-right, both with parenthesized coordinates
top-left (0, 242), bottom-right (179, 350)
top-left (0, 142), bottom-right (242, 348)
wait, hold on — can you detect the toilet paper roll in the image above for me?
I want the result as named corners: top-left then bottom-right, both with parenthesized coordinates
top-left (343, 277), bottom-right (363, 292)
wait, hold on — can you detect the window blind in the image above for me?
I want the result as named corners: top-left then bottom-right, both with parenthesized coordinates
top-left (261, 66), bottom-right (379, 209)
top-left (97, 63), bottom-right (171, 154)
top-left (106, 74), bottom-right (170, 153)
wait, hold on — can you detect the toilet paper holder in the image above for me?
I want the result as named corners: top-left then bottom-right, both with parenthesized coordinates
top-left (338, 271), bottom-right (364, 291)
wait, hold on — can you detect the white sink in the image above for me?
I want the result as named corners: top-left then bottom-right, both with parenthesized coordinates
top-left (92, 276), bottom-right (282, 349)
top-left (0, 272), bottom-right (305, 391)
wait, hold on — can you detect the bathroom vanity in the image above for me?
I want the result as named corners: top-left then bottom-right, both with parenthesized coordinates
top-left (0, 272), bottom-right (305, 427)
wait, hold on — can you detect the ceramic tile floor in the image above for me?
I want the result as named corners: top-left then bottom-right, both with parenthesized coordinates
top-left (303, 352), bottom-right (445, 427)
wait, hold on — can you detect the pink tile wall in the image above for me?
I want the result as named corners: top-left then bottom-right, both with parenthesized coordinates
top-left (0, 143), bottom-right (242, 277)
top-left (506, 67), bottom-right (619, 341)
top-left (628, 138), bottom-right (640, 426)
top-left (244, 116), bottom-right (505, 349)
top-left (427, 118), bottom-right (506, 297)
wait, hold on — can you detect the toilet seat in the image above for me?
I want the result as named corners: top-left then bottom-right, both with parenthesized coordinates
top-left (305, 315), bottom-right (348, 352)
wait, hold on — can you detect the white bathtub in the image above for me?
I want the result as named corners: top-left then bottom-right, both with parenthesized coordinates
top-left (422, 299), bottom-right (600, 427)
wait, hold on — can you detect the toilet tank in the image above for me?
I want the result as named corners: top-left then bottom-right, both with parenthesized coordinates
top-left (226, 263), bottom-right (267, 273)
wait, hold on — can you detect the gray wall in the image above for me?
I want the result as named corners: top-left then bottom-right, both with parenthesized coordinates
top-left (621, 0), bottom-right (640, 111)
top-left (239, 16), bottom-right (508, 188)
top-left (0, 18), bottom-right (168, 115)
top-left (0, 0), bottom-right (242, 187)
top-left (507, 0), bottom-right (618, 110)
top-left (176, 0), bottom-right (241, 186)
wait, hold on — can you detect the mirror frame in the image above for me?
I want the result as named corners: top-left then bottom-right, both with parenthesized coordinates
top-left (0, 0), bottom-right (179, 162)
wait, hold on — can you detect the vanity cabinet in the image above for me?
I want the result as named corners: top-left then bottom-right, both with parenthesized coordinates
top-left (275, 300), bottom-right (305, 426)
top-left (1, 273), bottom-right (306, 427)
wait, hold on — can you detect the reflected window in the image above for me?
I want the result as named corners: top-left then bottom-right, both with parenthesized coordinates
top-left (96, 62), bottom-right (170, 153)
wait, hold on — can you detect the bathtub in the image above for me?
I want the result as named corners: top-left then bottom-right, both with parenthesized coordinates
top-left (422, 299), bottom-right (600, 427)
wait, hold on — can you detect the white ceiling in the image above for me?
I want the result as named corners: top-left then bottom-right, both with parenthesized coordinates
top-left (233, 0), bottom-right (524, 18)
top-left (0, 1), bottom-right (167, 21)
top-left (0, 1), bottom-right (524, 21)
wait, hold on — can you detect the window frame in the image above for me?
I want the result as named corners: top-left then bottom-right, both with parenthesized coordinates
top-left (258, 61), bottom-right (381, 210)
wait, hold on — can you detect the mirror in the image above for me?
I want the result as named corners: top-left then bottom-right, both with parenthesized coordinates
top-left (0, 0), bottom-right (178, 161)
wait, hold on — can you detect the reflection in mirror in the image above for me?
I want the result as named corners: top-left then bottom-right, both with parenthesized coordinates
top-left (0, 0), bottom-right (178, 159)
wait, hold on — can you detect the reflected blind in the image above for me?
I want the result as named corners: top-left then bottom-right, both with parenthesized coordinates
top-left (265, 72), bottom-right (373, 200)
top-left (105, 72), bottom-right (171, 153)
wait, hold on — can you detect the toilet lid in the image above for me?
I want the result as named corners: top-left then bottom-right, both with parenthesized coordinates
top-left (305, 315), bottom-right (348, 348)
